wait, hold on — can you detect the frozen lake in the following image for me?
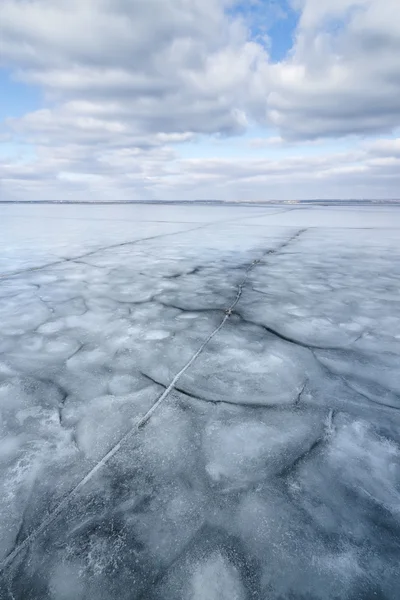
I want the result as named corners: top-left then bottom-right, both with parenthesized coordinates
top-left (1, 204), bottom-right (400, 599)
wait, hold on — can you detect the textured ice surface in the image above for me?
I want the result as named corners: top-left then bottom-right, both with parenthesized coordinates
top-left (1, 204), bottom-right (400, 599)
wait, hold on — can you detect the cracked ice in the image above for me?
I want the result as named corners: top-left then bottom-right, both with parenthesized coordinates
top-left (0, 203), bottom-right (400, 600)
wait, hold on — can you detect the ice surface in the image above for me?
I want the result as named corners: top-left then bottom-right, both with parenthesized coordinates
top-left (0, 203), bottom-right (400, 599)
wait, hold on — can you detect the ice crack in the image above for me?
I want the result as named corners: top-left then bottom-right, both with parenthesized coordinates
top-left (0, 229), bottom-right (305, 575)
top-left (137, 229), bottom-right (306, 427)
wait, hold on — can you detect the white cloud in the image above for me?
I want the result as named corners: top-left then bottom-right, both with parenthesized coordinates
top-left (1, 0), bottom-right (265, 138)
top-left (248, 136), bottom-right (284, 148)
top-left (1, 0), bottom-right (400, 200)
top-left (2, 137), bottom-right (399, 201)
top-left (266, 0), bottom-right (400, 138)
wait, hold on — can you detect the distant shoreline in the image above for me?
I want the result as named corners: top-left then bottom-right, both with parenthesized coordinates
top-left (1, 200), bottom-right (400, 206)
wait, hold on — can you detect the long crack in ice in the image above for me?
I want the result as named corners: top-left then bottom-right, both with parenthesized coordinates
top-left (0, 228), bottom-right (305, 575)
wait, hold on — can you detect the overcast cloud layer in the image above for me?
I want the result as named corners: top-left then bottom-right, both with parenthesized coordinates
top-left (1, 0), bottom-right (400, 201)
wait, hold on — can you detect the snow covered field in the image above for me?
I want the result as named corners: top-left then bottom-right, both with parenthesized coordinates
top-left (1, 204), bottom-right (400, 599)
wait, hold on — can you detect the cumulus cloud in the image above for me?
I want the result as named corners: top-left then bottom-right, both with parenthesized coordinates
top-left (1, 0), bottom-right (266, 138)
top-left (1, 0), bottom-right (400, 200)
top-left (267, 0), bottom-right (400, 139)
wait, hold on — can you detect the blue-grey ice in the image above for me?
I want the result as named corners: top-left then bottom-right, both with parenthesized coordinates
top-left (0, 203), bottom-right (400, 599)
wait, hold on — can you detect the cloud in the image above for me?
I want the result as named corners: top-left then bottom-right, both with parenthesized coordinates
top-left (2, 137), bottom-right (400, 201)
top-left (1, 0), bottom-right (400, 200)
top-left (1, 0), bottom-right (267, 139)
top-left (248, 136), bottom-right (284, 148)
top-left (266, 0), bottom-right (400, 139)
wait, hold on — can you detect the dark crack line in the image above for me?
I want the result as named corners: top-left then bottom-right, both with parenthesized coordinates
top-left (345, 380), bottom-right (400, 411)
top-left (95, 295), bottom-right (157, 306)
top-left (155, 300), bottom-right (221, 314)
top-left (65, 343), bottom-right (85, 362)
top-left (295, 381), bottom-right (308, 406)
top-left (138, 371), bottom-right (167, 391)
top-left (141, 370), bottom-right (305, 410)
top-left (163, 266), bottom-right (205, 279)
top-left (313, 353), bottom-right (400, 412)
top-left (140, 371), bottom-right (258, 408)
top-left (0, 223), bottom-right (210, 281)
top-left (176, 391), bottom-right (297, 411)
top-left (251, 287), bottom-right (275, 298)
top-left (68, 259), bottom-right (110, 270)
top-left (175, 386), bottom-right (219, 405)
top-left (231, 311), bottom-right (343, 351)
top-left (0, 210), bottom-right (293, 282)
top-left (277, 410), bottom-right (335, 480)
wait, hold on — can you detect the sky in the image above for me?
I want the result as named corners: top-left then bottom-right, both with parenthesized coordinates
top-left (1, 0), bottom-right (400, 202)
